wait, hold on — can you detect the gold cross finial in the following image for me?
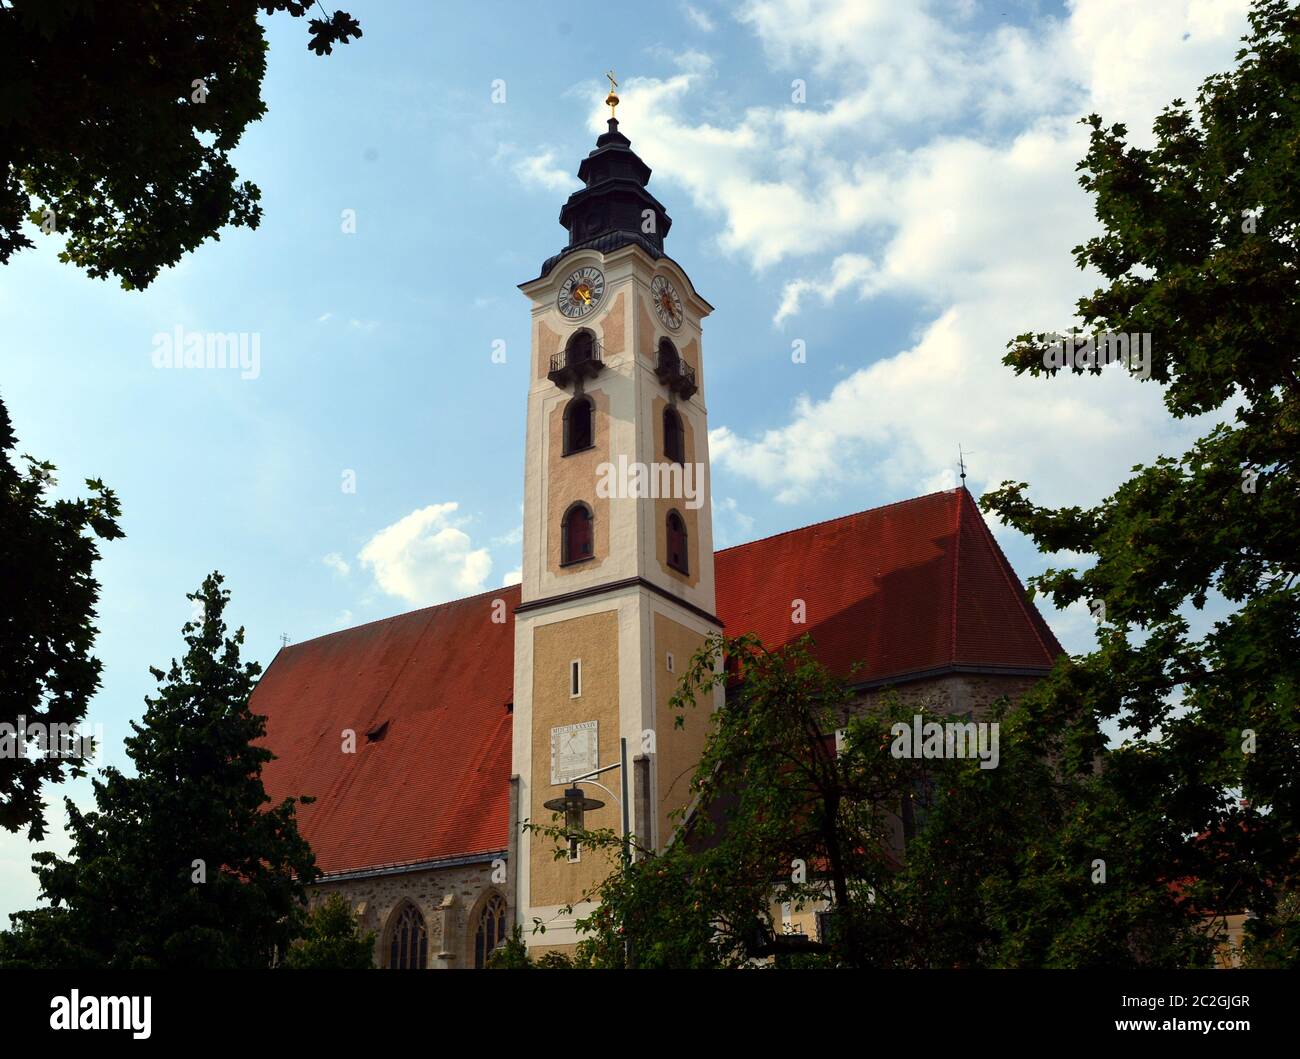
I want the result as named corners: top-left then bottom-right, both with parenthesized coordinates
top-left (604, 69), bottom-right (620, 118)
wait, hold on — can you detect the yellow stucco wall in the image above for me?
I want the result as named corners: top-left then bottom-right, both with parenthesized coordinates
top-left (534, 318), bottom-right (563, 381)
top-left (546, 387), bottom-right (611, 577)
top-left (679, 335), bottom-right (700, 379)
top-left (529, 610), bottom-right (622, 908)
top-left (653, 611), bottom-right (712, 845)
top-left (601, 290), bottom-right (626, 357)
top-left (652, 394), bottom-right (701, 588)
top-left (636, 294), bottom-right (658, 366)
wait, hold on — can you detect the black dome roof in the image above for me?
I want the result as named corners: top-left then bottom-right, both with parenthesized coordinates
top-left (531, 118), bottom-right (673, 281)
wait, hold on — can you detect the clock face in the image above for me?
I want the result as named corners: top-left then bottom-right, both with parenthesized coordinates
top-left (652, 275), bottom-right (683, 330)
top-left (557, 266), bottom-right (605, 319)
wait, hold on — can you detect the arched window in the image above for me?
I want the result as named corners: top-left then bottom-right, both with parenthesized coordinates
top-left (562, 503), bottom-right (594, 565)
top-left (657, 337), bottom-right (679, 372)
top-left (663, 406), bottom-right (685, 465)
top-left (386, 902), bottom-right (428, 970)
top-left (473, 893), bottom-right (509, 969)
top-left (563, 396), bottom-right (594, 454)
top-left (666, 510), bottom-right (688, 574)
top-left (566, 329), bottom-right (595, 365)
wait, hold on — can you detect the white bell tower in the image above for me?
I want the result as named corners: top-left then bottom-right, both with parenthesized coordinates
top-left (509, 106), bottom-right (723, 955)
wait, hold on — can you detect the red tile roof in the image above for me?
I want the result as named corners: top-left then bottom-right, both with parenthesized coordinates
top-left (255, 588), bottom-right (517, 876)
top-left (713, 488), bottom-right (1061, 683)
top-left (253, 489), bottom-right (1061, 875)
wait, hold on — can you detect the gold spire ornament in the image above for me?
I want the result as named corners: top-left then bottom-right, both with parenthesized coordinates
top-left (604, 69), bottom-right (619, 118)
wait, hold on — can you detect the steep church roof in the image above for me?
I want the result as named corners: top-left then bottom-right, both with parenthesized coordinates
top-left (253, 489), bottom-right (1062, 877)
top-left (715, 487), bottom-right (1061, 684)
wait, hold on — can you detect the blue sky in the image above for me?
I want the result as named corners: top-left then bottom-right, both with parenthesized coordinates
top-left (0, 0), bottom-right (1254, 917)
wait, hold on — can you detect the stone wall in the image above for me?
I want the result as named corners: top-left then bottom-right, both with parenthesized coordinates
top-left (851, 671), bottom-right (1043, 859)
top-left (854, 671), bottom-right (1042, 719)
top-left (308, 857), bottom-right (508, 970)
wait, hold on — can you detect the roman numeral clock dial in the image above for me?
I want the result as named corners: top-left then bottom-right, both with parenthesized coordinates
top-left (557, 266), bottom-right (605, 319)
top-left (652, 274), bottom-right (683, 330)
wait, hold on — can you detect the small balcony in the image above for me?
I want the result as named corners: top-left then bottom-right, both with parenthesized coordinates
top-left (655, 349), bottom-right (697, 399)
top-left (549, 335), bottom-right (604, 388)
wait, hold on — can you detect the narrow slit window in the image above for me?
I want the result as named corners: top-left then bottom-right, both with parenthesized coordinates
top-left (570, 659), bottom-right (581, 698)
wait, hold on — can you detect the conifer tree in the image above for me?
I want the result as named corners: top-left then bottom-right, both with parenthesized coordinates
top-left (1, 573), bottom-right (318, 969)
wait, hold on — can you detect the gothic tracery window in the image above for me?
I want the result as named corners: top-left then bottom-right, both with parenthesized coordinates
top-left (474, 893), bottom-right (509, 969)
top-left (386, 902), bottom-right (428, 970)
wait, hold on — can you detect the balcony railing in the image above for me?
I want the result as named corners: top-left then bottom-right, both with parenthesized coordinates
top-left (548, 340), bottom-right (604, 388)
top-left (655, 351), bottom-right (698, 399)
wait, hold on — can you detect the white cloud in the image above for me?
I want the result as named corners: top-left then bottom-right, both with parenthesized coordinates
top-left (1063, 0), bottom-right (1254, 140)
top-left (683, 3), bottom-right (715, 32)
top-left (315, 312), bottom-right (377, 331)
top-left (502, 568), bottom-right (522, 587)
top-left (358, 503), bottom-right (492, 605)
top-left (774, 252), bottom-right (873, 325)
top-left (604, 0), bottom-right (1250, 511)
top-left (738, 0), bottom-right (974, 123)
top-left (715, 496), bottom-right (756, 547)
top-left (673, 49), bottom-right (715, 75)
top-left (712, 300), bottom-right (1213, 509)
top-left (322, 552), bottom-right (350, 577)
top-left (513, 148), bottom-right (580, 193)
top-left (598, 0), bottom-right (1248, 275)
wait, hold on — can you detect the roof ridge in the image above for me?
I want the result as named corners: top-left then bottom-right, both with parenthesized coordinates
top-left (713, 488), bottom-right (959, 556)
top-left (956, 488), bottom-right (1059, 664)
top-left (280, 493), bottom-right (962, 652)
top-left (275, 583), bottom-right (520, 655)
top-left (950, 488), bottom-right (963, 666)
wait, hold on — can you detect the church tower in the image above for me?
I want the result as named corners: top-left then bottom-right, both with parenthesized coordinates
top-left (510, 94), bottom-right (722, 953)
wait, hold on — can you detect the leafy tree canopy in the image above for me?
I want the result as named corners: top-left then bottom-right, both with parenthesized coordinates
top-left (982, 0), bottom-right (1300, 962)
top-left (527, 634), bottom-right (1213, 969)
top-left (0, 392), bottom-right (122, 840)
top-left (284, 892), bottom-right (376, 969)
top-left (0, 0), bottom-right (361, 289)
